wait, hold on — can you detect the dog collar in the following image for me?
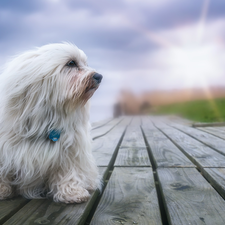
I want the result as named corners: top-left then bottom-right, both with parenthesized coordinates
top-left (48, 129), bottom-right (61, 142)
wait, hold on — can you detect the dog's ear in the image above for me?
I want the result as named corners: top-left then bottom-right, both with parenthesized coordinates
top-left (7, 84), bottom-right (37, 115)
top-left (5, 81), bottom-right (54, 138)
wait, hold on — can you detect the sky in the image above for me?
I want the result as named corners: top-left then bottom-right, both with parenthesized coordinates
top-left (0, 0), bottom-right (225, 121)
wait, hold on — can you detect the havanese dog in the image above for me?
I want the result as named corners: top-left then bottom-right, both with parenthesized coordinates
top-left (0, 43), bottom-right (102, 203)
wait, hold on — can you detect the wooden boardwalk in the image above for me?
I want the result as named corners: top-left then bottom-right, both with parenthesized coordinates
top-left (2, 116), bottom-right (225, 224)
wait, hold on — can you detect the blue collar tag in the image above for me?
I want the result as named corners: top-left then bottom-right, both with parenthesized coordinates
top-left (48, 130), bottom-right (61, 142)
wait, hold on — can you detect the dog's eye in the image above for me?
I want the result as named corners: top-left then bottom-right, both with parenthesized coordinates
top-left (66, 60), bottom-right (77, 67)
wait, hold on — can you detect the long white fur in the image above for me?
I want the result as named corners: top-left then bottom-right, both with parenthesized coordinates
top-left (0, 43), bottom-right (101, 203)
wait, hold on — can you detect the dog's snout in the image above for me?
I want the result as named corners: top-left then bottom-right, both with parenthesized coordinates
top-left (93, 73), bottom-right (103, 84)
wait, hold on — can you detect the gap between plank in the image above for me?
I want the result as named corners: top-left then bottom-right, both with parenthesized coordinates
top-left (141, 126), bottom-right (169, 225)
top-left (168, 124), bottom-right (225, 157)
top-left (92, 118), bottom-right (124, 140)
top-left (155, 123), bottom-right (225, 202)
top-left (92, 118), bottom-right (114, 130)
top-left (0, 200), bottom-right (30, 224)
top-left (195, 167), bottom-right (225, 201)
top-left (84, 122), bottom-right (129, 224)
top-left (196, 128), bottom-right (225, 141)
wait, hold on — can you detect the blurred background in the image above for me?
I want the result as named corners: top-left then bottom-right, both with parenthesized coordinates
top-left (0, 0), bottom-right (225, 122)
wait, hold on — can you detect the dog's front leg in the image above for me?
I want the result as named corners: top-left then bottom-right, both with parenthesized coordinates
top-left (0, 180), bottom-right (13, 200)
top-left (53, 182), bottom-right (90, 203)
top-left (48, 168), bottom-right (91, 204)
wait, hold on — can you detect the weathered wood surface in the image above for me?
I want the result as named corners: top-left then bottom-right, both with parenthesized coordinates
top-left (197, 126), bottom-right (225, 140)
top-left (91, 117), bottom-right (123, 140)
top-left (115, 117), bottom-right (151, 166)
top-left (114, 147), bottom-right (151, 167)
top-left (92, 118), bottom-right (131, 167)
top-left (90, 167), bottom-right (162, 225)
top-left (120, 117), bottom-right (146, 148)
top-left (202, 168), bottom-right (225, 199)
top-left (2, 116), bottom-right (225, 225)
top-left (192, 122), bottom-right (225, 127)
top-left (91, 118), bottom-right (112, 130)
top-left (0, 197), bottom-right (29, 224)
top-left (212, 126), bottom-right (225, 132)
top-left (142, 118), bottom-right (194, 168)
top-left (157, 168), bottom-right (225, 225)
top-left (154, 122), bottom-right (225, 168)
top-left (169, 122), bottom-right (225, 156)
top-left (3, 167), bottom-right (108, 225)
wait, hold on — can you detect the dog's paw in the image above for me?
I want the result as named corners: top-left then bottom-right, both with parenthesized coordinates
top-left (53, 185), bottom-right (91, 204)
top-left (0, 183), bottom-right (12, 199)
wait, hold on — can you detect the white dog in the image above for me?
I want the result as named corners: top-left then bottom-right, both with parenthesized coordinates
top-left (0, 43), bottom-right (102, 203)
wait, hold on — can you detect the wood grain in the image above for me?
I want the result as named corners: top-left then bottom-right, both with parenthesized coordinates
top-left (142, 122), bottom-right (194, 168)
top-left (197, 127), bottom-right (225, 140)
top-left (202, 168), bottom-right (225, 199)
top-left (115, 117), bottom-right (151, 166)
top-left (91, 117), bottom-right (123, 140)
top-left (114, 147), bottom-right (151, 166)
top-left (92, 118), bottom-right (113, 130)
top-left (90, 167), bottom-right (162, 225)
top-left (120, 117), bottom-right (146, 148)
top-left (0, 197), bottom-right (29, 224)
top-left (92, 118), bottom-right (131, 167)
top-left (157, 168), bottom-right (225, 225)
top-left (3, 167), bottom-right (108, 225)
top-left (154, 124), bottom-right (225, 168)
top-left (146, 137), bottom-right (194, 168)
top-left (3, 116), bottom-right (225, 225)
top-left (142, 116), bottom-right (159, 130)
top-left (170, 123), bottom-right (225, 156)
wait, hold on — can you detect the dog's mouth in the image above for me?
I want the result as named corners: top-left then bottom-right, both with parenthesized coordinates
top-left (85, 84), bottom-right (99, 93)
top-left (85, 73), bottom-right (103, 93)
top-left (77, 73), bottom-right (103, 104)
top-left (74, 73), bottom-right (102, 104)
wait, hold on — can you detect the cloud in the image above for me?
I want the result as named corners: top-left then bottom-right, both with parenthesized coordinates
top-left (0, 0), bottom-right (44, 13)
top-left (0, 0), bottom-right (225, 121)
top-left (123, 18), bottom-right (225, 91)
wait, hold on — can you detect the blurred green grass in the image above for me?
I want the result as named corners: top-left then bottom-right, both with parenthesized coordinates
top-left (154, 98), bottom-right (225, 122)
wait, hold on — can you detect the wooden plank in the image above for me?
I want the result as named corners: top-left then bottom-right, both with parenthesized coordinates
top-left (142, 117), bottom-right (170, 141)
top-left (90, 167), bottom-right (162, 225)
top-left (91, 117), bottom-right (123, 140)
top-left (114, 147), bottom-right (151, 167)
top-left (91, 118), bottom-right (112, 130)
top-left (142, 121), bottom-right (194, 168)
top-left (146, 138), bottom-right (194, 168)
top-left (144, 133), bottom-right (194, 168)
top-left (202, 168), bottom-right (225, 199)
top-left (157, 168), bottom-right (225, 225)
top-left (192, 122), bottom-right (225, 127)
top-left (92, 118), bottom-right (131, 167)
top-left (154, 124), bottom-right (225, 168)
top-left (197, 126), bottom-right (225, 140)
top-left (120, 117), bottom-right (146, 148)
top-left (129, 116), bottom-right (141, 126)
top-left (3, 167), bottom-right (108, 225)
top-left (114, 117), bottom-right (151, 166)
top-left (0, 197), bottom-right (29, 224)
top-left (170, 123), bottom-right (225, 156)
top-left (212, 126), bottom-right (225, 131)
top-left (152, 115), bottom-right (192, 126)
top-left (142, 116), bottom-right (159, 130)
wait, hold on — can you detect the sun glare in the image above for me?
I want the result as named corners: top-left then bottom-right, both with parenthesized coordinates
top-left (134, 0), bottom-right (223, 89)
top-left (167, 44), bottom-right (221, 87)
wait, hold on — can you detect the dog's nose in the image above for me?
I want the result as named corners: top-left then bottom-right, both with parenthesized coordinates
top-left (93, 73), bottom-right (103, 84)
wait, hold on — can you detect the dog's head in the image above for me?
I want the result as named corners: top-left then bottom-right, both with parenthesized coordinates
top-left (2, 43), bottom-right (102, 114)
top-left (50, 44), bottom-right (103, 105)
